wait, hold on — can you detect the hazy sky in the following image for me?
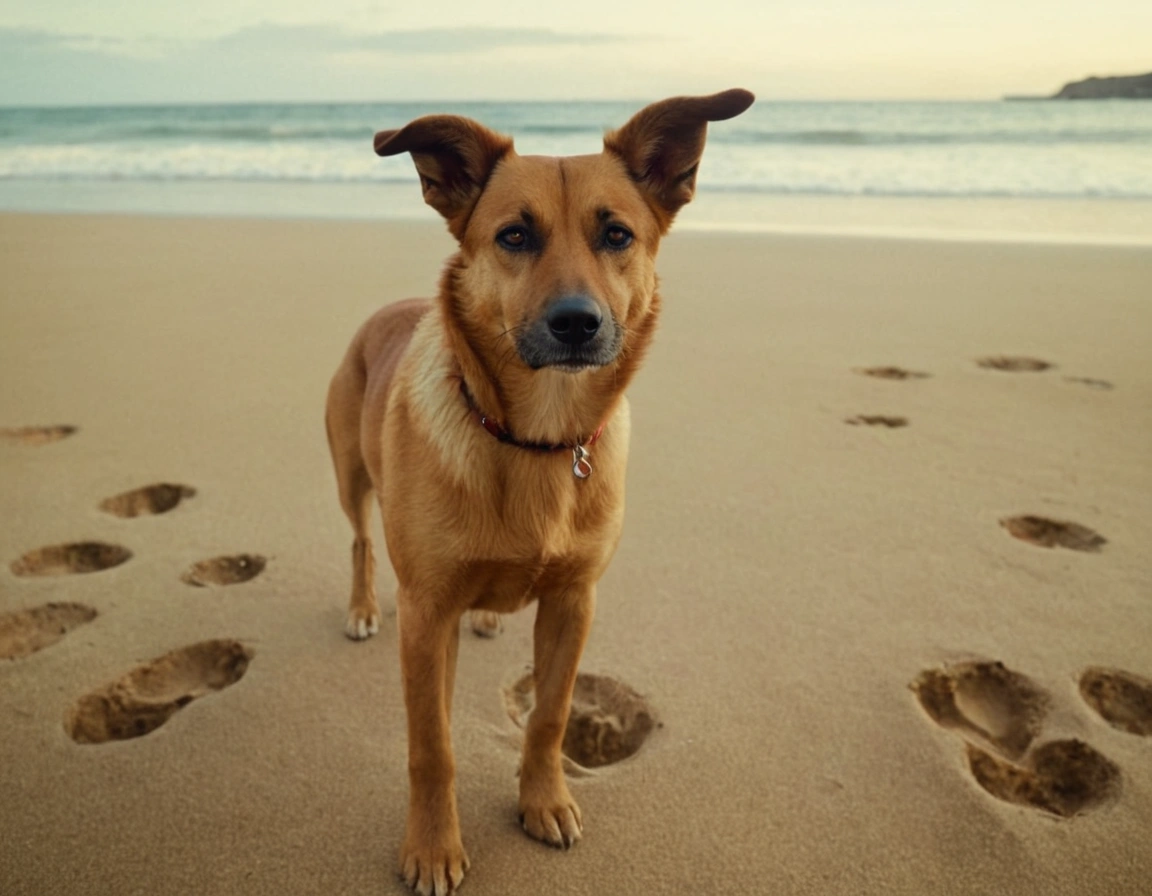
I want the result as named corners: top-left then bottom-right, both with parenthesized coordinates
top-left (1, 1), bottom-right (1149, 105)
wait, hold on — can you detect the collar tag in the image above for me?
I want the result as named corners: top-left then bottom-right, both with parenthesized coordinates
top-left (572, 445), bottom-right (593, 480)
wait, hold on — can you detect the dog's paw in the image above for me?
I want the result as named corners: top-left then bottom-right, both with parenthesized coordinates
top-left (468, 610), bottom-right (502, 638)
top-left (519, 788), bottom-right (583, 849)
top-left (399, 835), bottom-right (469, 896)
top-left (344, 606), bottom-right (380, 640)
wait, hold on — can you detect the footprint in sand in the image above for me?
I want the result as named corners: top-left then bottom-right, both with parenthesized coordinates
top-left (0, 425), bottom-right (77, 445)
top-left (913, 661), bottom-right (1047, 759)
top-left (99, 483), bottom-right (196, 518)
top-left (912, 660), bottom-right (1120, 818)
top-left (0, 602), bottom-right (98, 660)
top-left (1079, 667), bottom-right (1152, 737)
top-left (180, 554), bottom-right (266, 587)
top-left (854, 367), bottom-right (931, 380)
top-left (964, 739), bottom-right (1120, 819)
top-left (503, 669), bottom-right (658, 769)
top-left (845, 415), bottom-right (908, 428)
top-left (66, 639), bottom-right (252, 744)
top-left (1000, 515), bottom-right (1106, 553)
top-left (976, 356), bottom-right (1054, 372)
top-left (1064, 376), bottom-right (1114, 391)
top-left (10, 541), bottom-right (132, 577)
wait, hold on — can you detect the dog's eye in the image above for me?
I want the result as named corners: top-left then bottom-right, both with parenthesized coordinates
top-left (604, 226), bottom-right (633, 250)
top-left (496, 226), bottom-right (530, 251)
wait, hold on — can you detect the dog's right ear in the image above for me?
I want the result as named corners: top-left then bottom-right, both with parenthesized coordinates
top-left (375, 116), bottom-right (513, 240)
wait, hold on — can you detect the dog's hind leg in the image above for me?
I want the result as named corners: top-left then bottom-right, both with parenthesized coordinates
top-left (326, 365), bottom-right (381, 641)
top-left (340, 467), bottom-right (379, 640)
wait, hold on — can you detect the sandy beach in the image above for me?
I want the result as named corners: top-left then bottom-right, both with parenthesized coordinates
top-left (2, 213), bottom-right (1150, 895)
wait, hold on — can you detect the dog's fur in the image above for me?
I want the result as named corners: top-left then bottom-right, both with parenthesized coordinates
top-left (325, 89), bottom-right (754, 895)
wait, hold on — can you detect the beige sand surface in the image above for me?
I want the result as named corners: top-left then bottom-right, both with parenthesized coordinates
top-left (2, 214), bottom-right (1150, 895)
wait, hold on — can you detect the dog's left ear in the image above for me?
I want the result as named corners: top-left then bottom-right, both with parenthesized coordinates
top-left (604, 88), bottom-right (754, 230)
top-left (375, 116), bottom-right (513, 240)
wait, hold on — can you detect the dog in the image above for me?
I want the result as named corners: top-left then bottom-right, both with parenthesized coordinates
top-left (325, 88), bottom-right (754, 895)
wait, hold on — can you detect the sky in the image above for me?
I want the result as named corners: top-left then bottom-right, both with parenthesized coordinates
top-left (1, 1), bottom-right (1149, 105)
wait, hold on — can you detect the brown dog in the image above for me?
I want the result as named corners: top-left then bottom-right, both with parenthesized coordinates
top-left (325, 89), bottom-right (754, 895)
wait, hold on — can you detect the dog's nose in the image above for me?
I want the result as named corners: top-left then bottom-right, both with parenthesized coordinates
top-left (546, 296), bottom-right (602, 346)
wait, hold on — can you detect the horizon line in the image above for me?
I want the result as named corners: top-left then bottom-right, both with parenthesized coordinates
top-left (0, 95), bottom-right (1057, 111)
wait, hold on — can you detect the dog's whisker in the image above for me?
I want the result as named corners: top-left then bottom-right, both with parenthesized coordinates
top-left (487, 326), bottom-right (525, 376)
top-left (492, 324), bottom-right (524, 346)
top-left (494, 342), bottom-right (521, 377)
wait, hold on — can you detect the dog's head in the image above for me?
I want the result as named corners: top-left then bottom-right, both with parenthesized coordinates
top-left (375, 90), bottom-right (753, 383)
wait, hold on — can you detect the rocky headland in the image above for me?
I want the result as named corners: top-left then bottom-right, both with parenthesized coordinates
top-left (1051, 72), bottom-right (1152, 99)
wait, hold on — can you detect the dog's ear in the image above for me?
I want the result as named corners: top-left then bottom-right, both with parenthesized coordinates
top-left (375, 116), bottom-right (513, 240)
top-left (604, 88), bottom-right (754, 230)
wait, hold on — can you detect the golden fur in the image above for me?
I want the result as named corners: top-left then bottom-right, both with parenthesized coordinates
top-left (324, 89), bottom-right (754, 896)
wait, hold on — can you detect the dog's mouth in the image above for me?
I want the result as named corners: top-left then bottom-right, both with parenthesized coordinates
top-left (515, 295), bottom-right (622, 372)
top-left (517, 346), bottom-right (620, 373)
top-left (516, 326), bottom-right (622, 372)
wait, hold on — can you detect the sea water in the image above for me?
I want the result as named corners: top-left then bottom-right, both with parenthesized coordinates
top-left (2, 99), bottom-right (1150, 239)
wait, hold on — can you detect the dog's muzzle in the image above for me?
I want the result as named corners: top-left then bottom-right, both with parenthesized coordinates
top-left (517, 295), bottom-right (622, 371)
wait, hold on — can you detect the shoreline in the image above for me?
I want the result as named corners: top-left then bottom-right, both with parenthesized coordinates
top-left (3, 180), bottom-right (1152, 246)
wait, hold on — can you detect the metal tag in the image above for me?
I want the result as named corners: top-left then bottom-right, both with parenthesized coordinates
top-left (572, 445), bottom-right (592, 479)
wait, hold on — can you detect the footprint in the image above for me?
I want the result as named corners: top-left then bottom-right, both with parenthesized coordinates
top-left (100, 483), bottom-right (196, 518)
top-left (912, 661), bottom-right (1047, 759)
top-left (10, 542), bottom-right (132, 577)
top-left (854, 367), bottom-right (930, 380)
top-left (1000, 515), bottom-right (1105, 553)
top-left (1064, 376), bottom-right (1113, 391)
top-left (1079, 667), bottom-right (1152, 736)
top-left (914, 660), bottom-right (1121, 818)
top-left (180, 554), bottom-right (266, 587)
top-left (965, 740), bottom-right (1119, 818)
top-left (503, 669), bottom-right (658, 769)
top-left (66, 639), bottom-right (252, 744)
top-left (977, 356), bottom-right (1053, 372)
top-left (0, 425), bottom-right (77, 445)
top-left (845, 415), bottom-right (908, 428)
top-left (0, 602), bottom-right (97, 660)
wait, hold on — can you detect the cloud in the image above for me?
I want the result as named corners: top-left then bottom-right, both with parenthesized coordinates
top-left (0, 24), bottom-right (639, 104)
top-left (218, 24), bottom-right (626, 55)
top-left (0, 28), bottom-right (143, 54)
top-left (0, 29), bottom-right (158, 105)
top-left (1, 24), bottom-right (626, 62)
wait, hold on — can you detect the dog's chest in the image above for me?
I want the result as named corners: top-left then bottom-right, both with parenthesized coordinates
top-left (463, 544), bottom-right (603, 612)
top-left (454, 474), bottom-right (621, 611)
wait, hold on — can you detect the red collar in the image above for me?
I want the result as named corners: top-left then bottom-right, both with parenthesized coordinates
top-left (459, 382), bottom-right (605, 478)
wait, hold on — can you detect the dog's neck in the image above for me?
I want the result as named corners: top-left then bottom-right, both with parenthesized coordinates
top-left (458, 380), bottom-right (605, 452)
top-left (450, 332), bottom-right (618, 446)
top-left (477, 369), bottom-right (616, 446)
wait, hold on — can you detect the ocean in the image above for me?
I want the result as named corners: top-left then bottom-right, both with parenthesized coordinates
top-left (2, 99), bottom-right (1151, 240)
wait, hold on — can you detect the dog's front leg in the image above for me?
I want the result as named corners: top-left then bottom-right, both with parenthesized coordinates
top-left (397, 593), bottom-right (468, 896)
top-left (519, 586), bottom-right (595, 848)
